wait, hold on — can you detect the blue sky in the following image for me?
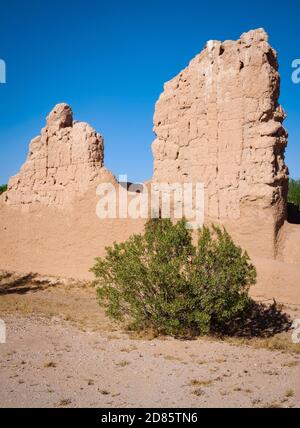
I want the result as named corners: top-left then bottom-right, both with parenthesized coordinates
top-left (0, 0), bottom-right (299, 185)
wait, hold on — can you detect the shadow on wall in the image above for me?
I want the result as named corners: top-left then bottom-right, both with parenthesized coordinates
top-left (287, 203), bottom-right (300, 225)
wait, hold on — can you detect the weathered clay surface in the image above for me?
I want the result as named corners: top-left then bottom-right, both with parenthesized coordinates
top-left (0, 29), bottom-right (298, 292)
top-left (152, 28), bottom-right (288, 252)
top-left (5, 103), bottom-right (105, 206)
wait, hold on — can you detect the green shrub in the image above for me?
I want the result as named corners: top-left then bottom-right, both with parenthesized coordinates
top-left (288, 179), bottom-right (300, 209)
top-left (91, 219), bottom-right (257, 337)
top-left (0, 184), bottom-right (7, 195)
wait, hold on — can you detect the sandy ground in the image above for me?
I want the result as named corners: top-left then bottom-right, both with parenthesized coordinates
top-left (0, 273), bottom-right (300, 408)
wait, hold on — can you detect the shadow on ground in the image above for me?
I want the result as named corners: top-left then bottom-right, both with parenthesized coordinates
top-left (0, 271), bottom-right (292, 340)
top-left (217, 301), bottom-right (292, 339)
top-left (0, 271), bottom-right (55, 295)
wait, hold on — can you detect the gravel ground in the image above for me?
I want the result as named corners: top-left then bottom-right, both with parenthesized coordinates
top-left (0, 313), bottom-right (300, 408)
top-left (0, 273), bottom-right (299, 408)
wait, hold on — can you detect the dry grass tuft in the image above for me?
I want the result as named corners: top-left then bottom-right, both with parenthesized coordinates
top-left (57, 398), bottom-right (72, 407)
top-left (44, 361), bottom-right (56, 368)
top-left (189, 379), bottom-right (213, 387)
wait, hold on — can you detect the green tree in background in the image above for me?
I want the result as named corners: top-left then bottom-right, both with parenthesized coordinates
top-left (0, 184), bottom-right (7, 195)
top-left (288, 179), bottom-right (300, 209)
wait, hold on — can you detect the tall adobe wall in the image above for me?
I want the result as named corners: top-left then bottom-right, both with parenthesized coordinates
top-left (5, 103), bottom-right (105, 207)
top-left (152, 28), bottom-right (289, 257)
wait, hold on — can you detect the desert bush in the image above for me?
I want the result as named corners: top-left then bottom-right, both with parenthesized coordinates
top-left (288, 179), bottom-right (300, 209)
top-left (91, 219), bottom-right (257, 337)
top-left (0, 184), bottom-right (7, 195)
